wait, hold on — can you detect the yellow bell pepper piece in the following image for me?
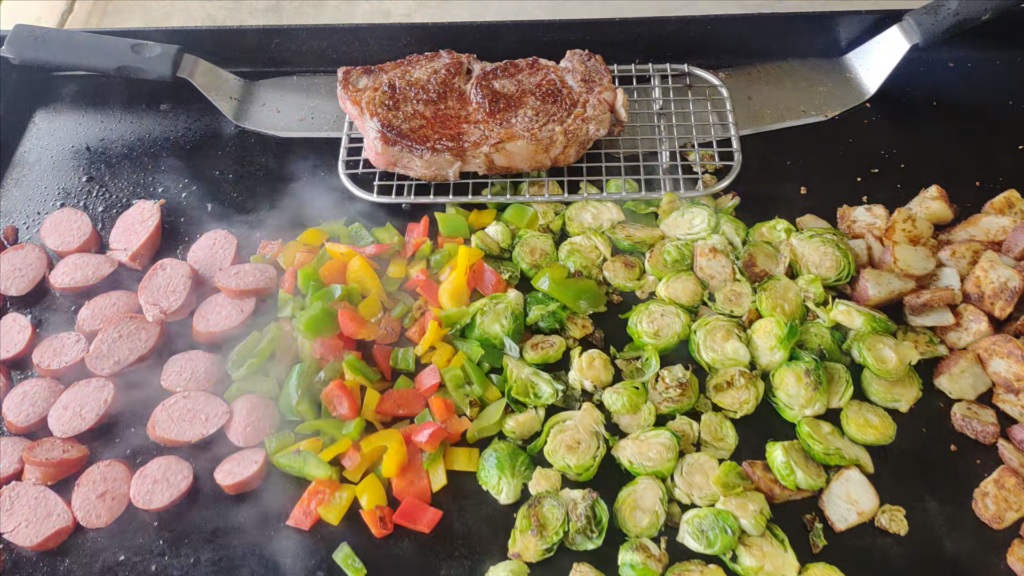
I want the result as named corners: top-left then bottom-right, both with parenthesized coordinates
top-left (324, 242), bottom-right (358, 263)
top-left (342, 446), bottom-right (384, 483)
top-left (386, 255), bottom-right (407, 279)
top-left (431, 342), bottom-right (456, 369)
top-left (428, 458), bottom-right (448, 493)
top-left (361, 387), bottom-right (383, 430)
top-left (285, 437), bottom-right (323, 454)
top-left (319, 438), bottom-right (354, 462)
top-left (437, 260), bottom-right (455, 283)
top-left (419, 349), bottom-right (435, 364)
top-left (317, 483), bottom-right (356, 526)
top-left (355, 473), bottom-right (388, 510)
top-left (297, 227), bottom-right (329, 246)
top-left (359, 429), bottom-right (408, 478)
top-left (443, 446), bottom-right (480, 472)
top-left (468, 209), bottom-right (497, 230)
top-left (448, 351), bottom-right (467, 370)
top-left (277, 240), bottom-right (309, 268)
top-left (408, 258), bottom-right (427, 275)
top-left (438, 245), bottom-right (484, 310)
top-left (482, 383), bottom-right (503, 404)
top-left (357, 292), bottom-right (382, 321)
top-left (414, 320), bottom-right (448, 356)
top-left (347, 255), bottom-right (385, 297)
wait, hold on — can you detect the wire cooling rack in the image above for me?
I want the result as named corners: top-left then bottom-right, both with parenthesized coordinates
top-left (338, 63), bottom-right (741, 204)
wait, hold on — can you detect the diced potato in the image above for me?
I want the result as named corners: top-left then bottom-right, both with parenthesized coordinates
top-left (922, 266), bottom-right (962, 290)
top-left (865, 235), bottom-right (887, 268)
top-left (905, 305), bottom-right (956, 327)
top-left (796, 214), bottom-right (832, 230)
top-left (880, 243), bottom-right (938, 278)
top-left (904, 288), bottom-right (962, 315)
top-left (837, 204), bottom-right (889, 239)
top-left (905, 184), bottom-right (956, 225)
top-left (972, 465), bottom-right (1024, 530)
top-left (847, 238), bottom-right (870, 268)
top-left (999, 439), bottom-right (1024, 480)
top-left (983, 189), bottom-right (1024, 219)
top-left (1009, 424), bottom-right (1024, 452)
top-left (938, 241), bottom-right (998, 278)
top-left (995, 387), bottom-right (1024, 423)
top-left (950, 400), bottom-right (1000, 445)
top-left (850, 268), bottom-right (916, 307)
top-left (963, 251), bottom-right (1024, 320)
top-left (741, 460), bottom-right (815, 504)
top-left (1008, 538), bottom-right (1024, 576)
top-left (885, 207), bottom-right (934, 246)
top-left (1002, 253), bottom-right (1023, 268)
top-left (933, 349), bottom-right (993, 400)
top-left (819, 466), bottom-right (880, 533)
top-left (1003, 315), bottom-right (1024, 338)
top-left (934, 303), bottom-right (995, 349)
top-left (939, 213), bottom-right (1021, 244)
top-left (971, 334), bottom-right (1024, 391)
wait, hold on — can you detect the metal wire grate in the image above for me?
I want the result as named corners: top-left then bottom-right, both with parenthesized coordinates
top-left (338, 63), bottom-right (741, 204)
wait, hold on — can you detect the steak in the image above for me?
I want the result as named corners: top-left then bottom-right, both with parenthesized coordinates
top-left (337, 50), bottom-right (628, 182)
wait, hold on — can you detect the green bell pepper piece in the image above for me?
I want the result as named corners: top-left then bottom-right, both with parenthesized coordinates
top-left (278, 362), bottom-right (319, 421)
top-left (500, 203), bottom-right (539, 230)
top-left (250, 254), bottom-right (269, 264)
top-left (294, 301), bottom-right (341, 340)
top-left (532, 263), bottom-right (607, 314)
top-left (264, 430), bottom-right (295, 457)
top-left (437, 307), bottom-right (472, 329)
top-left (388, 291), bottom-right (415, 322)
top-left (413, 239), bottom-right (433, 259)
top-left (371, 222), bottom-right (404, 248)
top-left (434, 212), bottom-right (470, 238)
top-left (308, 284), bottom-right (346, 306)
top-left (427, 249), bottom-right (453, 274)
top-left (381, 275), bottom-right (403, 293)
top-left (332, 542), bottom-right (367, 576)
top-left (441, 366), bottom-right (480, 418)
top-left (227, 322), bottom-right (282, 381)
top-left (466, 398), bottom-right (506, 444)
top-left (445, 204), bottom-right (471, 218)
top-left (271, 448), bottom-right (339, 481)
top-left (295, 417), bottom-right (366, 440)
top-left (224, 375), bottom-right (280, 403)
top-left (277, 290), bottom-right (301, 318)
top-left (296, 265), bottom-right (319, 295)
top-left (319, 219), bottom-right (350, 242)
top-left (413, 407), bottom-right (433, 424)
top-left (422, 442), bottom-right (447, 470)
top-left (347, 223), bottom-right (375, 247)
top-left (343, 353), bottom-right (381, 387)
top-left (450, 338), bottom-right (484, 364)
top-left (310, 247), bottom-right (332, 271)
top-left (394, 375), bottom-right (415, 390)
top-left (390, 347), bottom-right (416, 373)
top-left (461, 359), bottom-right (490, 397)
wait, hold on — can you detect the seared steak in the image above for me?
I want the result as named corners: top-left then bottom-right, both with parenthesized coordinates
top-left (337, 50), bottom-right (628, 182)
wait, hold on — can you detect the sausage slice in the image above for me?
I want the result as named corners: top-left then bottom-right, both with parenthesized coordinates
top-left (0, 243), bottom-right (49, 297)
top-left (21, 437), bottom-right (89, 486)
top-left (47, 377), bottom-right (116, 438)
top-left (223, 394), bottom-right (280, 448)
top-left (0, 436), bottom-right (31, 485)
top-left (214, 448), bottom-right (267, 495)
top-left (137, 258), bottom-right (197, 322)
top-left (160, 350), bottom-right (224, 393)
top-left (32, 331), bottom-right (90, 378)
top-left (48, 253), bottom-right (118, 294)
top-left (0, 364), bottom-right (10, 402)
top-left (0, 481), bottom-right (76, 551)
top-left (107, 199), bottom-right (162, 270)
top-left (40, 207), bottom-right (101, 257)
top-left (187, 229), bottom-right (238, 284)
top-left (72, 460), bottom-right (132, 529)
top-left (129, 455), bottom-right (193, 512)
top-left (1, 378), bottom-right (64, 434)
top-left (75, 290), bottom-right (141, 338)
top-left (85, 314), bottom-right (163, 377)
top-left (192, 293), bottom-right (255, 344)
top-left (0, 312), bottom-right (35, 362)
top-left (214, 263), bottom-right (278, 299)
top-left (147, 391), bottom-right (230, 446)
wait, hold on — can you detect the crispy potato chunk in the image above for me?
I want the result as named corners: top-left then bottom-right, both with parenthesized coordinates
top-left (950, 400), bottom-right (1000, 445)
top-left (922, 266), bottom-right (962, 290)
top-left (847, 238), bottom-right (870, 268)
top-left (938, 241), bottom-right (999, 278)
top-left (984, 189), bottom-right (1024, 219)
top-left (905, 305), bottom-right (956, 328)
top-left (1003, 315), bottom-right (1024, 338)
top-left (885, 207), bottom-right (934, 246)
top-left (851, 268), bottom-right (916, 307)
top-left (1008, 538), bottom-right (1024, 576)
top-left (971, 334), bottom-right (1024, 390)
top-left (837, 204), bottom-right (889, 239)
top-left (933, 349), bottom-right (993, 400)
top-left (995, 387), bottom-right (1024, 423)
top-left (935, 303), bottom-right (995, 349)
top-left (880, 243), bottom-right (938, 278)
top-left (796, 214), bottom-right (832, 231)
top-left (999, 438), bottom-right (1024, 480)
top-left (1009, 424), bottom-right (1024, 452)
top-left (865, 235), bottom-right (887, 268)
top-left (904, 288), bottom-right (962, 315)
top-left (905, 184), bottom-right (956, 225)
top-left (1003, 224), bottom-right (1024, 260)
top-left (973, 465), bottom-right (1024, 530)
top-left (939, 213), bottom-right (1021, 244)
top-left (742, 460), bottom-right (814, 504)
top-left (963, 251), bottom-right (1024, 320)
top-left (819, 466), bottom-right (879, 533)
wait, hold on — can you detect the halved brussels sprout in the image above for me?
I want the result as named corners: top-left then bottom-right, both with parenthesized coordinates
top-left (512, 230), bottom-right (557, 280)
top-left (716, 490), bottom-right (771, 537)
top-left (568, 347), bottom-right (614, 393)
top-left (606, 178), bottom-right (641, 194)
top-left (712, 460), bottom-right (754, 497)
top-left (739, 241), bottom-right (786, 284)
top-left (844, 331), bottom-right (914, 379)
top-left (667, 415), bottom-right (700, 453)
top-left (828, 300), bottom-right (897, 334)
top-left (788, 229), bottom-right (855, 286)
top-left (613, 401), bottom-right (659, 435)
top-left (677, 507), bottom-right (741, 555)
top-left (507, 492), bottom-right (568, 563)
top-left (528, 402), bottom-right (607, 481)
top-left (660, 202), bottom-right (720, 240)
top-left (465, 290), bottom-right (525, 350)
top-left (671, 452), bottom-right (721, 506)
top-left (626, 300), bottom-right (693, 353)
top-left (485, 560), bottom-right (530, 576)
top-left (894, 326), bottom-right (949, 360)
top-left (529, 202), bottom-right (565, 237)
top-left (503, 406), bottom-right (545, 443)
top-left (570, 563), bottom-right (606, 576)
top-left (649, 364), bottom-right (700, 416)
top-left (619, 537), bottom-right (669, 576)
top-left (602, 379), bottom-right (648, 414)
top-left (528, 467), bottom-right (562, 495)
top-left (667, 501), bottom-right (684, 528)
top-left (701, 412), bottom-right (739, 459)
top-left (690, 316), bottom-right (751, 373)
top-left (516, 180), bottom-right (564, 197)
top-left (874, 504), bottom-right (909, 537)
top-left (564, 200), bottom-right (625, 236)
top-left (657, 192), bottom-right (682, 220)
top-left (612, 427), bottom-right (681, 479)
top-left (692, 235), bottom-right (737, 290)
top-left (800, 563), bottom-right (846, 576)
top-left (860, 368), bottom-right (922, 413)
top-left (755, 275), bottom-right (805, 323)
top-left (559, 232), bottom-right (612, 280)
top-left (721, 523), bottom-right (800, 576)
top-left (474, 221), bottom-right (514, 257)
top-left (560, 488), bottom-right (609, 551)
top-left (614, 345), bottom-right (661, 381)
top-left (748, 218), bottom-right (797, 246)
top-left (706, 280), bottom-right (755, 317)
top-left (646, 239), bottom-right (695, 280)
top-left (564, 313), bottom-right (596, 341)
top-left (608, 222), bottom-right (666, 253)
top-left (765, 440), bottom-right (827, 491)
top-left (484, 220), bottom-right (514, 249)
top-left (840, 399), bottom-right (897, 446)
top-left (768, 353), bottom-right (828, 423)
top-left (504, 355), bottom-right (565, 407)
top-left (685, 149), bottom-right (723, 173)
top-left (666, 560), bottom-right (728, 576)
top-left (796, 322), bottom-right (848, 364)
top-left (795, 417), bottom-right (874, 474)
top-left (525, 291), bottom-right (566, 335)
top-left (477, 439), bottom-right (535, 505)
top-left (718, 214), bottom-right (749, 252)
top-left (604, 254), bottom-right (650, 291)
top-left (656, 271), bottom-right (706, 309)
top-left (614, 475), bottom-right (669, 539)
top-left (796, 275), bottom-right (827, 305)
top-left (706, 367), bottom-right (765, 418)
top-left (486, 257), bottom-right (522, 287)
top-left (823, 362), bottom-right (854, 409)
top-left (748, 318), bottom-right (800, 373)
top-left (522, 334), bottom-right (566, 365)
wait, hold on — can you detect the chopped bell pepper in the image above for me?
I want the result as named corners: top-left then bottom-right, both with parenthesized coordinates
top-left (430, 341), bottom-right (456, 369)
top-left (532, 263), bottom-right (607, 314)
top-left (343, 445), bottom-right (384, 483)
top-left (467, 208), bottom-right (497, 230)
top-left (337, 304), bottom-right (378, 341)
top-left (317, 484), bottom-right (357, 526)
top-left (343, 353), bottom-right (382, 387)
top-left (295, 418), bottom-right (365, 441)
top-left (375, 313), bottom-right (402, 345)
top-left (393, 497), bottom-right (443, 534)
top-left (286, 478), bottom-right (342, 531)
top-left (286, 437), bottom-right (323, 454)
top-left (293, 251), bottom-right (316, 270)
top-left (443, 446), bottom-right (480, 472)
top-left (347, 223), bottom-right (376, 247)
top-left (357, 292), bottom-right (382, 321)
top-left (350, 243), bottom-right (393, 258)
top-left (371, 344), bottom-right (393, 381)
top-left (272, 448), bottom-right (339, 482)
top-left (226, 322), bottom-right (282, 381)
top-left (355, 472), bottom-right (388, 510)
top-left (427, 394), bottom-right (455, 422)
top-left (414, 365), bottom-right (442, 397)
top-left (361, 387), bottom-right (384, 430)
top-left (278, 362), bottom-right (319, 421)
top-left (319, 438), bottom-right (354, 462)
top-left (416, 278), bottom-right (440, 308)
top-left (390, 347), bottom-right (416, 374)
top-left (410, 421), bottom-right (448, 453)
top-left (437, 236), bottom-right (465, 247)
top-left (320, 380), bottom-right (360, 420)
top-left (258, 239), bottom-right (284, 259)
top-left (500, 203), bottom-right (539, 230)
top-left (392, 448), bottom-right (431, 505)
top-left (386, 255), bottom-right (407, 279)
top-left (296, 265), bottom-right (320, 295)
top-left (341, 445), bottom-right (362, 470)
top-left (280, 266), bottom-right (297, 294)
top-left (466, 398), bottom-right (506, 444)
top-left (376, 389), bottom-right (428, 419)
top-left (371, 222), bottom-right (404, 246)
top-left (404, 309), bottom-right (436, 344)
top-left (482, 382), bottom-right (503, 404)
top-left (311, 335), bottom-right (354, 363)
top-left (347, 255), bottom-right (386, 299)
top-left (438, 245), bottom-right (484, 310)
top-left (308, 284), bottom-right (347, 307)
top-left (413, 320), bottom-right (447, 356)
top-left (395, 376), bottom-right (416, 390)
top-left (468, 259), bottom-right (507, 296)
top-left (332, 542), bottom-right (367, 576)
top-left (318, 259), bottom-right (348, 285)
top-left (434, 211), bottom-right (470, 238)
top-left (264, 430), bottom-right (295, 457)
top-left (404, 216), bottom-right (430, 249)
top-left (441, 415), bottom-right (472, 444)
top-left (294, 301), bottom-right (341, 339)
top-left (427, 457), bottom-right (447, 492)
top-left (360, 505), bottom-right (394, 539)
top-left (448, 351), bottom-right (467, 370)
top-left (297, 227), bottom-right (330, 246)
top-left (359, 429), bottom-right (408, 478)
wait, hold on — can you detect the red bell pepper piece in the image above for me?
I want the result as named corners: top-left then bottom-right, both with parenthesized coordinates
top-left (436, 236), bottom-right (464, 246)
top-left (337, 304), bottom-right (379, 341)
top-left (371, 344), bottom-right (393, 381)
top-left (441, 415), bottom-right (472, 444)
top-left (416, 278), bottom-right (440, 308)
top-left (427, 395), bottom-right (455, 422)
top-left (410, 421), bottom-right (447, 453)
top-left (375, 388), bottom-right (427, 419)
top-left (286, 478), bottom-right (342, 531)
top-left (280, 266), bottom-right (297, 294)
top-left (414, 365), bottom-right (442, 397)
top-left (360, 505), bottom-right (394, 539)
top-left (391, 447), bottom-right (431, 505)
top-left (403, 268), bottom-right (428, 291)
top-left (349, 243), bottom-right (393, 257)
top-left (320, 379), bottom-right (360, 420)
top-left (312, 336), bottom-right (352, 362)
top-left (393, 498), bottom-right (443, 534)
top-left (341, 445), bottom-right (362, 470)
top-left (375, 313), bottom-right (401, 345)
top-left (469, 260), bottom-right (507, 296)
top-left (403, 216), bottom-right (430, 257)
top-left (404, 309), bottom-right (435, 344)
top-left (258, 239), bottom-right (283, 259)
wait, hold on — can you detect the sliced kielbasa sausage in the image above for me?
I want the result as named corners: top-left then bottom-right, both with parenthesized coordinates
top-left (107, 199), bottom-right (162, 270)
top-left (0, 436), bottom-right (31, 485)
top-left (40, 207), bottom-right (101, 257)
top-left (214, 263), bottom-right (278, 299)
top-left (0, 312), bottom-right (35, 362)
top-left (192, 292), bottom-right (255, 344)
top-left (159, 350), bottom-right (223, 393)
top-left (213, 448), bottom-right (267, 495)
top-left (0, 364), bottom-right (11, 402)
top-left (186, 229), bottom-right (238, 284)
top-left (32, 331), bottom-right (90, 378)
top-left (47, 377), bottom-right (116, 438)
top-left (223, 394), bottom-right (280, 448)
top-left (71, 459), bottom-right (132, 529)
top-left (21, 437), bottom-right (89, 486)
top-left (1, 378), bottom-right (64, 434)
top-left (137, 258), bottom-right (196, 323)
top-left (0, 481), bottom-right (76, 551)
top-left (75, 290), bottom-right (141, 338)
top-left (85, 314), bottom-right (163, 377)
top-left (47, 253), bottom-right (118, 294)
top-left (129, 455), bottom-right (193, 512)
top-left (147, 391), bottom-right (230, 447)
top-left (0, 243), bottom-right (49, 297)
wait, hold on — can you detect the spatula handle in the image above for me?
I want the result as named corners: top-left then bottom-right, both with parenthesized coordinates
top-left (1, 24), bottom-right (183, 81)
top-left (901, 0), bottom-right (1021, 47)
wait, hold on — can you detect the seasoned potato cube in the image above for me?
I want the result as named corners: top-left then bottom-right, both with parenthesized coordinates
top-left (1008, 424), bottom-right (1024, 452)
top-left (885, 207), bottom-right (934, 246)
top-left (994, 386), bottom-right (1024, 423)
top-left (922, 266), bottom-right (962, 290)
top-left (999, 438), bottom-right (1024, 480)
top-left (741, 460), bottom-right (815, 504)
top-left (938, 241), bottom-right (999, 278)
top-left (1002, 315), bottom-right (1024, 338)
top-left (851, 268), bottom-right (916, 307)
top-left (935, 303), bottom-right (995, 349)
top-left (971, 334), bottom-right (1024, 390)
top-left (963, 251), bottom-right (1024, 320)
top-left (865, 235), bottom-right (886, 268)
top-left (837, 204), bottom-right (889, 239)
top-left (905, 305), bottom-right (956, 327)
top-left (904, 288), bottom-right (962, 315)
top-left (796, 214), bottom-right (832, 230)
top-left (933, 349), bottom-right (993, 400)
top-left (847, 238), bottom-right (870, 268)
top-left (950, 400), bottom-right (1000, 445)
top-left (905, 184), bottom-right (956, 225)
top-left (973, 465), bottom-right (1024, 530)
top-left (1008, 538), bottom-right (1024, 576)
top-left (939, 213), bottom-right (1021, 244)
top-left (819, 466), bottom-right (879, 533)
top-left (880, 243), bottom-right (938, 278)
top-left (983, 189), bottom-right (1024, 219)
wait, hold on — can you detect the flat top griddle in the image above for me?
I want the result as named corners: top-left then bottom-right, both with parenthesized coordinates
top-left (1, 10), bottom-right (1023, 576)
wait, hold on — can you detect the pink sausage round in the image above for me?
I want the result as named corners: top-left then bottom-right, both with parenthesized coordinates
top-left (48, 253), bottom-right (118, 294)
top-left (75, 290), bottom-right (141, 338)
top-left (137, 258), bottom-right (196, 323)
top-left (213, 448), bottom-right (267, 495)
top-left (71, 459), bottom-right (132, 529)
top-left (223, 394), bottom-right (280, 448)
top-left (129, 455), bottom-right (193, 512)
top-left (107, 199), bottom-right (162, 270)
top-left (192, 292), bottom-right (255, 344)
top-left (21, 437), bottom-right (90, 486)
top-left (1, 378), bottom-right (64, 434)
top-left (0, 364), bottom-right (10, 402)
top-left (31, 331), bottom-right (90, 378)
top-left (186, 229), bottom-right (238, 284)
top-left (0, 481), bottom-right (76, 551)
top-left (159, 350), bottom-right (224, 393)
top-left (0, 313), bottom-right (35, 362)
top-left (0, 243), bottom-right (49, 297)
top-left (147, 391), bottom-right (230, 446)
top-left (40, 207), bottom-right (101, 258)
top-left (85, 314), bottom-right (163, 377)
top-left (214, 263), bottom-right (278, 299)
top-left (47, 377), bottom-right (116, 438)
top-left (0, 436), bottom-right (31, 485)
